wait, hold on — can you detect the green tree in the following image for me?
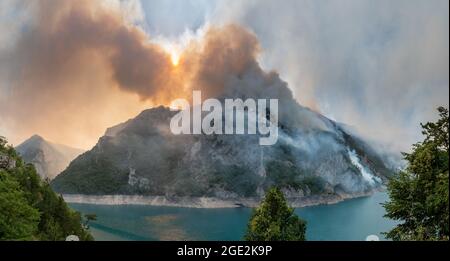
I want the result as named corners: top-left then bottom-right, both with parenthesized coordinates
top-left (83, 214), bottom-right (97, 229)
top-left (0, 136), bottom-right (93, 241)
top-left (36, 182), bottom-right (93, 241)
top-left (0, 171), bottom-right (40, 240)
top-left (245, 187), bottom-right (306, 241)
top-left (384, 107), bottom-right (449, 241)
top-left (0, 136), bottom-right (6, 148)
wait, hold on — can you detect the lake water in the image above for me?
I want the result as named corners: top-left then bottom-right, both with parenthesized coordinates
top-left (69, 192), bottom-right (398, 241)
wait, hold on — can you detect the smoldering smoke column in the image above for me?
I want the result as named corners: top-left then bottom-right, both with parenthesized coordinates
top-left (0, 0), bottom-right (304, 149)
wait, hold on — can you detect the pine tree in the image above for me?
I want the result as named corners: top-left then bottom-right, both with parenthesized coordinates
top-left (245, 187), bottom-right (306, 241)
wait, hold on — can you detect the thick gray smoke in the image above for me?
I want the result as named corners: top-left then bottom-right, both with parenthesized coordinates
top-left (0, 0), bottom-right (332, 150)
top-left (210, 0), bottom-right (449, 153)
top-left (1, 0), bottom-right (448, 157)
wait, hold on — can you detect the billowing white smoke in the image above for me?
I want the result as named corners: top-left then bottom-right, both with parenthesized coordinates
top-left (347, 148), bottom-right (382, 186)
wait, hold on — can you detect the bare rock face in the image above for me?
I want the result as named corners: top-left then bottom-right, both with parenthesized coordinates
top-left (15, 135), bottom-right (84, 180)
top-left (0, 152), bottom-right (16, 170)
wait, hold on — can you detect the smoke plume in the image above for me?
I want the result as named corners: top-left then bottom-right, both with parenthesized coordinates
top-left (0, 0), bottom-right (280, 149)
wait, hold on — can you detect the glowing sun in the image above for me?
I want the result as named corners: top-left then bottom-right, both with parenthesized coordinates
top-left (170, 52), bottom-right (180, 66)
top-left (158, 40), bottom-right (184, 67)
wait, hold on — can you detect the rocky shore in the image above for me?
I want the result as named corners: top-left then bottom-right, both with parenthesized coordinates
top-left (62, 190), bottom-right (380, 208)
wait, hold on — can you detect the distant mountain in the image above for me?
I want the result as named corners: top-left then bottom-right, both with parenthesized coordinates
top-left (51, 104), bottom-right (393, 200)
top-left (16, 135), bottom-right (84, 180)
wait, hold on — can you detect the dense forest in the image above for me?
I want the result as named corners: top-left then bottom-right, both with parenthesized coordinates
top-left (384, 107), bottom-right (449, 240)
top-left (0, 136), bottom-right (92, 241)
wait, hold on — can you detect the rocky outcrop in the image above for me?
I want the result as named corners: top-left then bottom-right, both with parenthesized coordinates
top-left (0, 152), bottom-right (16, 170)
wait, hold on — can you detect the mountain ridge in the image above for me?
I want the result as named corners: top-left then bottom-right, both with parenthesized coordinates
top-left (51, 104), bottom-right (394, 201)
top-left (16, 135), bottom-right (85, 180)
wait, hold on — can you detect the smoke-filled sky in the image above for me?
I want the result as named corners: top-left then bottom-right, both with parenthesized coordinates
top-left (0, 0), bottom-right (448, 153)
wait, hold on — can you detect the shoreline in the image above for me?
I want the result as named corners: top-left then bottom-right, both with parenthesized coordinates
top-left (62, 190), bottom-right (381, 208)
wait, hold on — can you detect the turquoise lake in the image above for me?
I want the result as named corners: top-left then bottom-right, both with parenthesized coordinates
top-left (69, 192), bottom-right (398, 241)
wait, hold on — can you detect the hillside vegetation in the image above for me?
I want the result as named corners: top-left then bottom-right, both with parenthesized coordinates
top-left (0, 136), bottom-right (92, 241)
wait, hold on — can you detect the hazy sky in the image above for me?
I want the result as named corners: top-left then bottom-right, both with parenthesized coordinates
top-left (0, 0), bottom-right (448, 153)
